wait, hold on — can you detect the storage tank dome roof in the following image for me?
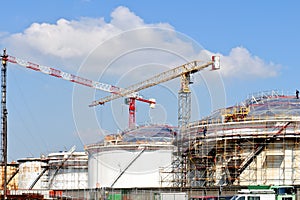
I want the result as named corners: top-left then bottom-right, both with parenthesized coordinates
top-left (121, 125), bottom-right (178, 143)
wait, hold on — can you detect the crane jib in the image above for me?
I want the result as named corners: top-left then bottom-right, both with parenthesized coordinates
top-left (0, 50), bottom-right (156, 130)
top-left (1, 53), bottom-right (147, 98)
top-left (5, 55), bottom-right (95, 89)
top-left (89, 59), bottom-right (218, 106)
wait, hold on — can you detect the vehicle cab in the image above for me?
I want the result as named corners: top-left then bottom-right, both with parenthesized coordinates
top-left (230, 189), bottom-right (276, 200)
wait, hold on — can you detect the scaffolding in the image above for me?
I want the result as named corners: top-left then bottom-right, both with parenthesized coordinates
top-left (161, 91), bottom-right (300, 187)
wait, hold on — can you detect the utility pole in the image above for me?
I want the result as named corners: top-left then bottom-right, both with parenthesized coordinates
top-left (1, 49), bottom-right (8, 199)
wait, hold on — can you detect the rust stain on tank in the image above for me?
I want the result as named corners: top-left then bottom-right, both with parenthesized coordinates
top-left (0, 163), bottom-right (19, 190)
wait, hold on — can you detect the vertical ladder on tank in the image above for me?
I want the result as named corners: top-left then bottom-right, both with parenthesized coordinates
top-left (111, 147), bottom-right (146, 187)
top-left (230, 121), bottom-right (291, 184)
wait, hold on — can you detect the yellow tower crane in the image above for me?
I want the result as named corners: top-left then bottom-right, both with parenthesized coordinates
top-left (90, 56), bottom-right (220, 134)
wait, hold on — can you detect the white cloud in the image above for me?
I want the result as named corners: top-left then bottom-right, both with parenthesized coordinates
top-left (199, 47), bottom-right (280, 78)
top-left (5, 17), bottom-right (115, 59)
top-left (1, 6), bottom-right (280, 80)
top-left (110, 6), bottom-right (145, 29)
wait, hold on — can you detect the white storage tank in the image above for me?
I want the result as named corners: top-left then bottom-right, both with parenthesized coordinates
top-left (47, 151), bottom-right (88, 190)
top-left (85, 125), bottom-right (177, 188)
top-left (17, 157), bottom-right (48, 189)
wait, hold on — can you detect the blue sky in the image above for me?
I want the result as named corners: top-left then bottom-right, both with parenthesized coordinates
top-left (1, 0), bottom-right (299, 161)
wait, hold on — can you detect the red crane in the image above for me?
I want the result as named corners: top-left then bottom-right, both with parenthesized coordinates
top-left (1, 50), bottom-right (155, 129)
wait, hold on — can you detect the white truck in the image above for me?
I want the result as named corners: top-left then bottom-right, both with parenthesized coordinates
top-left (231, 189), bottom-right (278, 200)
top-left (231, 185), bottom-right (295, 200)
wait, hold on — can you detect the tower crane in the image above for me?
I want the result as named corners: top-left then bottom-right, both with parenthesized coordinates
top-left (0, 50), bottom-right (156, 129)
top-left (90, 56), bottom-right (220, 132)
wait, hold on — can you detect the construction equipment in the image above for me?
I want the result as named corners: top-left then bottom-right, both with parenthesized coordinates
top-left (90, 56), bottom-right (220, 131)
top-left (0, 50), bottom-right (155, 129)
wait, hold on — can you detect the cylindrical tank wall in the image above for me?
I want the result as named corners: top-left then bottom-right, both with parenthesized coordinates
top-left (88, 146), bottom-right (174, 188)
top-left (18, 160), bottom-right (48, 189)
top-left (239, 140), bottom-right (300, 185)
top-left (48, 152), bottom-right (88, 190)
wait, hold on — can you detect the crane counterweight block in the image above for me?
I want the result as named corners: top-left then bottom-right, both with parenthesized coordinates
top-left (212, 55), bottom-right (220, 70)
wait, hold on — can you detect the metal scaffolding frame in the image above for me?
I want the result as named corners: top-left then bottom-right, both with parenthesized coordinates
top-left (159, 92), bottom-right (300, 187)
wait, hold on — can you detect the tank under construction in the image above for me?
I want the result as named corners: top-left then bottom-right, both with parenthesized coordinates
top-left (161, 90), bottom-right (300, 188)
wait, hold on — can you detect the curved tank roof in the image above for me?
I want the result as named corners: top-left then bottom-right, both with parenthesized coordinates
top-left (121, 125), bottom-right (178, 143)
top-left (247, 96), bottom-right (300, 117)
top-left (200, 90), bottom-right (300, 122)
top-left (96, 124), bottom-right (178, 146)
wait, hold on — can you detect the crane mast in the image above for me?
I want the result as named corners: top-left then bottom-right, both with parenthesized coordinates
top-left (1, 49), bottom-right (8, 200)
